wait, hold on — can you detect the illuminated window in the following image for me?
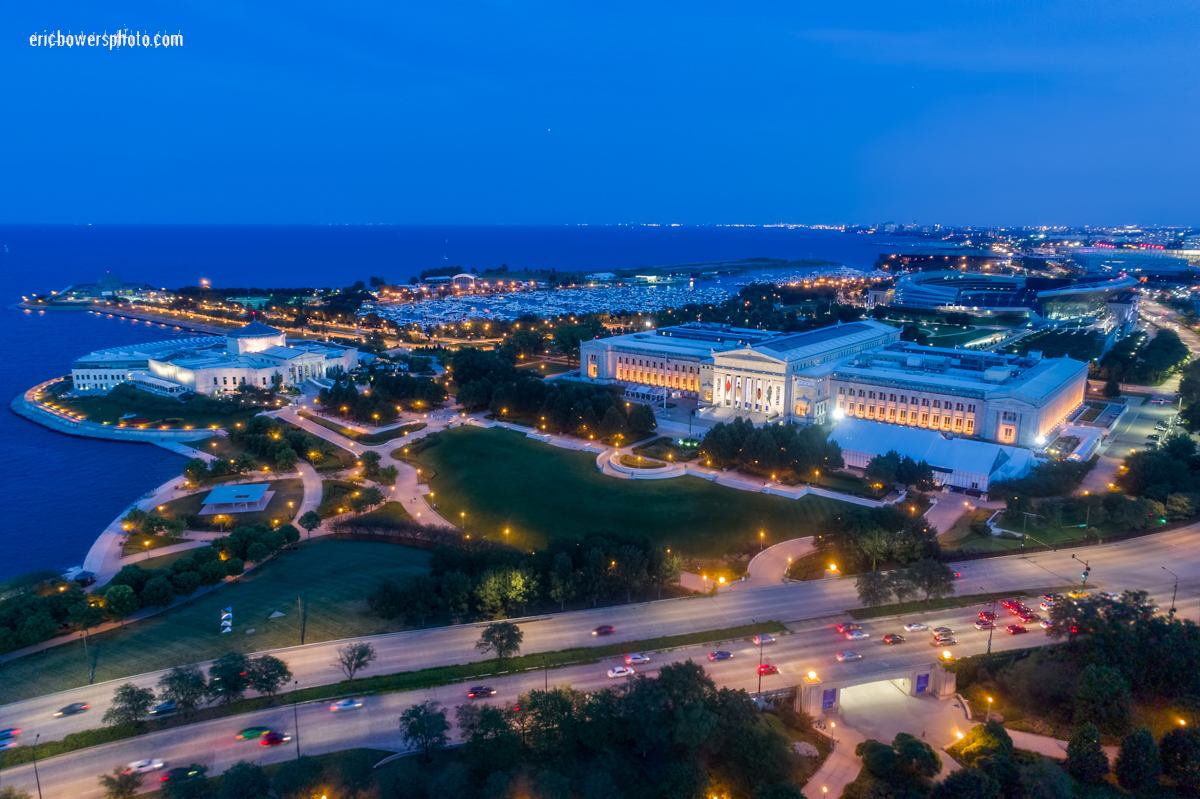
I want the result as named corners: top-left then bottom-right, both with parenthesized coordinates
top-left (966, 419), bottom-right (974, 434)
top-left (920, 413), bottom-right (928, 426)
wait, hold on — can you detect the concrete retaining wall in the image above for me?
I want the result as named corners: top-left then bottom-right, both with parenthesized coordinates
top-left (11, 395), bottom-right (213, 443)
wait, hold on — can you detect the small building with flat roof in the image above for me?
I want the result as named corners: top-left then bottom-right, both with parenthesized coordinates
top-left (200, 483), bottom-right (272, 514)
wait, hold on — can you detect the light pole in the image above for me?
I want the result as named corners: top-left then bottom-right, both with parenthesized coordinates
top-left (986, 696), bottom-right (993, 723)
top-left (1072, 554), bottom-right (1091, 589)
top-left (759, 531), bottom-right (765, 552)
top-left (979, 586), bottom-right (998, 656)
top-left (757, 641), bottom-right (764, 695)
top-left (1164, 566), bottom-right (1180, 617)
top-left (292, 680), bottom-right (300, 758)
top-left (32, 733), bottom-right (43, 799)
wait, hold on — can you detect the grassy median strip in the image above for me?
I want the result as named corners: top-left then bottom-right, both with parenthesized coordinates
top-left (846, 588), bottom-right (1072, 621)
top-left (0, 620), bottom-right (784, 770)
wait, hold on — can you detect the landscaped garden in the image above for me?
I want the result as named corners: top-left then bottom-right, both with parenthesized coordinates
top-left (0, 539), bottom-right (432, 703)
top-left (298, 409), bottom-right (427, 444)
top-left (155, 478), bottom-right (306, 531)
top-left (417, 426), bottom-right (856, 558)
top-left (632, 435), bottom-right (702, 462)
top-left (52, 383), bottom-right (279, 429)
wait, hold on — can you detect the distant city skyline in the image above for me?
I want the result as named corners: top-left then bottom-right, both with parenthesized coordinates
top-left (5, 1), bottom-right (1199, 226)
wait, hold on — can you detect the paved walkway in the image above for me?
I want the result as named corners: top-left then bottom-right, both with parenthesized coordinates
top-left (1005, 727), bottom-right (1118, 763)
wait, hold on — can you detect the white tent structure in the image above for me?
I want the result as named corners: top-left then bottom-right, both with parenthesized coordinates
top-left (828, 417), bottom-right (1037, 491)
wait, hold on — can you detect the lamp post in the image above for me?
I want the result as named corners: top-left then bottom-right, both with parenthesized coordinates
top-left (759, 531), bottom-right (765, 552)
top-left (292, 680), bottom-right (301, 758)
top-left (757, 641), bottom-right (764, 695)
top-left (32, 733), bottom-right (43, 799)
top-left (986, 696), bottom-right (993, 723)
top-left (979, 586), bottom-right (998, 656)
top-left (1164, 566), bottom-right (1180, 617)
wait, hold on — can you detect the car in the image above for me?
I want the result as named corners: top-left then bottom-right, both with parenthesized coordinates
top-left (836, 651), bottom-right (862, 662)
top-left (467, 687), bottom-right (497, 699)
top-left (1042, 593), bottom-right (1064, 602)
top-left (125, 760), bottom-right (166, 775)
top-left (708, 651), bottom-right (733, 661)
top-left (607, 667), bottom-right (635, 678)
top-left (758, 664), bottom-right (780, 675)
top-left (882, 634), bottom-right (905, 645)
top-left (903, 622), bottom-right (927, 632)
top-left (1006, 625), bottom-right (1028, 635)
top-left (0, 728), bottom-right (20, 740)
top-left (0, 740), bottom-right (17, 751)
top-left (1148, 434), bottom-right (1161, 441)
top-left (236, 727), bottom-right (271, 740)
top-left (974, 620), bottom-right (995, 630)
top-left (845, 629), bottom-right (870, 641)
top-left (933, 627), bottom-right (954, 635)
top-left (1018, 612), bottom-right (1041, 624)
top-left (1039, 601), bottom-right (1056, 611)
top-left (1067, 590), bottom-right (1091, 599)
top-left (1001, 599), bottom-right (1021, 610)
top-left (1156, 424), bottom-right (1169, 431)
top-left (330, 698), bottom-right (364, 711)
top-left (260, 732), bottom-right (292, 747)
top-left (624, 653), bottom-right (650, 665)
top-left (752, 634), bottom-right (776, 646)
top-left (835, 623), bottom-right (860, 634)
top-left (1008, 604), bottom-right (1029, 615)
top-left (148, 701), bottom-right (176, 716)
top-left (978, 611), bottom-right (997, 621)
top-left (932, 636), bottom-right (957, 646)
top-left (592, 625), bottom-right (615, 636)
top-left (1039, 619), bottom-right (1054, 630)
top-left (53, 702), bottom-right (89, 717)
top-left (160, 767), bottom-right (202, 783)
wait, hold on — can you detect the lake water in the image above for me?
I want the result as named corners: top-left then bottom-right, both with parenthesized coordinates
top-left (0, 224), bottom-right (901, 580)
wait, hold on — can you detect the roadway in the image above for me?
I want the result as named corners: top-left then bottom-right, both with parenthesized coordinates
top-left (4, 522), bottom-right (1200, 793)
top-left (0, 597), bottom-right (1141, 799)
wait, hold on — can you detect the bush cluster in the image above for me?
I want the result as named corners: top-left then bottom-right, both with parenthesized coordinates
top-left (700, 417), bottom-right (843, 477)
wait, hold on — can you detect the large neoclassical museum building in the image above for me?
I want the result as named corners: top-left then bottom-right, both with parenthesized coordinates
top-left (70, 320), bottom-right (359, 396)
top-left (580, 320), bottom-right (1086, 449)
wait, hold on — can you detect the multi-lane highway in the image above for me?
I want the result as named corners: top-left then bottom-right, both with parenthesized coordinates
top-left (0, 598), bottom-right (1130, 799)
top-left (3, 523), bottom-right (1200, 796)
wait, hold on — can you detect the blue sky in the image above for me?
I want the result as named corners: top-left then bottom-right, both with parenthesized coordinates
top-left (4, 1), bottom-right (1198, 226)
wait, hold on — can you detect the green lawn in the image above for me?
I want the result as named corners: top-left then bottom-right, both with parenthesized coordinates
top-left (419, 426), bottom-right (857, 558)
top-left (298, 410), bottom-right (427, 444)
top-left (0, 540), bottom-right (430, 703)
top-left (927, 328), bottom-right (992, 348)
top-left (121, 534), bottom-right (190, 558)
top-left (53, 384), bottom-right (273, 429)
top-left (156, 478), bottom-right (306, 531)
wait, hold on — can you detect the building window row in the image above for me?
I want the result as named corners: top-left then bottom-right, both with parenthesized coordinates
top-left (836, 386), bottom-right (974, 413)
top-left (839, 396), bottom-right (975, 435)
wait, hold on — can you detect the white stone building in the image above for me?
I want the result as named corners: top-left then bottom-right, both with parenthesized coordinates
top-left (579, 320), bottom-right (1087, 448)
top-left (71, 320), bottom-right (358, 396)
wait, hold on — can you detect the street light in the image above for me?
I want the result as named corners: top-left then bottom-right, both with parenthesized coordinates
top-left (292, 680), bottom-right (301, 758)
top-left (1164, 566), bottom-right (1180, 617)
top-left (986, 696), bottom-right (993, 723)
top-left (32, 732), bottom-right (43, 799)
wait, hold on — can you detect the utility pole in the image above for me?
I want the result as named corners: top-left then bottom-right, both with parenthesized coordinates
top-left (757, 642), bottom-right (764, 695)
top-left (980, 586), bottom-right (998, 656)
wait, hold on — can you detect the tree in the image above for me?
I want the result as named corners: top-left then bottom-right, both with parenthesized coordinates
top-left (857, 527), bottom-right (890, 571)
top-left (271, 757), bottom-right (322, 799)
top-left (1105, 379), bottom-right (1122, 398)
top-left (71, 599), bottom-right (106, 634)
top-left (246, 542), bottom-right (270, 563)
top-left (297, 510), bottom-right (322, 538)
top-left (403, 575), bottom-right (439, 627)
top-left (855, 570), bottom-right (894, 606)
top-left (336, 641), bottom-right (376, 687)
top-left (905, 558), bottom-right (956, 601)
top-left (476, 621), bottom-right (523, 661)
top-left (102, 682), bottom-right (156, 727)
top-left (400, 700), bottom-right (450, 762)
top-left (1162, 726), bottom-right (1200, 793)
top-left (247, 655), bottom-right (292, 699)
top-left (1017, 758), bottom-right (1072, 799)
top-left (614, 544), bottom-right (649, 602)
top-left (199, 559), bottom-right (228, 587)
top-left (548, 552), bottom-right (578, 611)
top-left (1115, 727), bottom-right (1160, 792)
top-left (171, 570), bottom-right (202, 597)
top-left (98, 768), bottom-right (143, 799)
top-left (158, 664), bottom-right (207, 717)
top-left (627, 403), bottom-right (657, 436)
top-left (183, 458), bottom-right (209, 482)
top-left (207, 652), bottom-right (251, 705)
top-left (653, 549), bottom-right (683, 598)
top-left (930, 768), bottom-right (1000, 799)
top-left (1074, 663), bottom-right (1133, 735)
top-left (1, 788), bottom-right (33, 799)
top-left (752, 785), bottom-right (806, 799)
top-left (221, 761), bottom-right (269, 799)
top-left (140, 576), bottom-right (176, 609)
top-left (438, 570), bottom-right (473, 621)
top-left (105, 584), bottom-right (139, 625)
top-left (159, 765), bottom-right (208, 799)
top-left (1066, 722), bottom-right (1109, 784)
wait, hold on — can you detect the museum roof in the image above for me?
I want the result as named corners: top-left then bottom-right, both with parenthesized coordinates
top-left (227, 320), bottom-right (283, 338)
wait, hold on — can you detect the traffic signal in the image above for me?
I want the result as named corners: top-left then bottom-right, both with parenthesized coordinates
top-left (1081, 569), bottom-right (1090, 580)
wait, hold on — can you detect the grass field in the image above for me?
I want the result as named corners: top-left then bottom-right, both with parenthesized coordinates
top-left (418, 426), bottom-right (857, 557)
top-left (156, 478), bottom-right (306, 530)
top-left (121, 534), bottom-right (191, 558)
top-left (0, 540), bottom-right (430, 703)
top-left (298, 410), bottom-right (426, 445)
top-left (53, 385), bottom-right (270, 429)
